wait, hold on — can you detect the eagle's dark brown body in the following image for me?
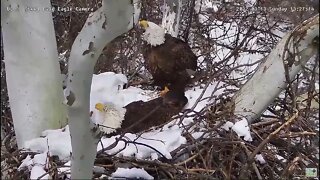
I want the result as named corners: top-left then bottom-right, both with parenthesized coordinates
top-left (143, 34), bottom-right (197, 93)
top-left (115, 91), bottom-right (187, 134)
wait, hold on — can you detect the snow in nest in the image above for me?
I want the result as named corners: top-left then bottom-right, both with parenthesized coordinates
top-left (18, 153), bottom-right (50, 180)
top-left (221, 118), bottom-right (253, 142)
top-left (58, 161), bottom-right (71, 178)
top-left (97, 125), bottom-right (185, 160)
top-left (184, 83), bottom-right (223, 112)
top-left (231, 119), bottom-right (252, 141)
top-left (23, 126), bottom-right (71, 160)
top-left (275, 154), bottom-right (287, 163)
top-left (111, 167), bottom-right (154, 179)
top-left (20, 72), bottom-right (254, 179)
top-left (255, 154), bottom-right (266, 164)
top-left (90, 72), bottom-right (157, 110)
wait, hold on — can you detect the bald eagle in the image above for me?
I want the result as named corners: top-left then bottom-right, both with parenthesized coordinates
top-left (94, 91), bottom-right (187, 136)
top-left (139, 20), bottom-right (197, 93)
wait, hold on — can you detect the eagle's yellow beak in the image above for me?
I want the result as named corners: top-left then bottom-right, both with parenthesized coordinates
top-left (139, 20), bottom-right (149, 29)
top-left (95, 103), bottom-right (105, 112)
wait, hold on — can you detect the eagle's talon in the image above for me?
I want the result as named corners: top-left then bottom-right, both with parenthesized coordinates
top-left (159, 86), bottom-right (170, 97)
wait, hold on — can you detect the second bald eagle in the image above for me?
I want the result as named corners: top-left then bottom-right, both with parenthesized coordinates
top-left (139, 20), bottom-right (197, 93)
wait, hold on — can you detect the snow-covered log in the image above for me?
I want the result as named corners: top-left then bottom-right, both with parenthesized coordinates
top-left (161, 0), bottom-right (183, 37)
top-left (233, 14), bottom-right (319, 124)
top-left (65, 0), bottom-right (140, 178)
top-left (1, 0), bottom-right (67, 148)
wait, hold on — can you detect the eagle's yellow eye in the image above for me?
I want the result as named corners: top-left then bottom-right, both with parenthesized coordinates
top-left (95, 103), bottom-right (105, 112)
top-left (139, 20), bottom-right (149, 29)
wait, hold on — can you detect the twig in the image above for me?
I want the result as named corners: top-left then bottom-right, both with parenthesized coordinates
top-left (278, 131), bottom-right (317, 138)
top-left (174, 149), bottom-right (204, 166)
top-left (248, 110), bottom-right (299, 162)
top-left (240, 111), bottom-right (299, 178)
top-left (240, 143), bottom-right (263, 180)
top-left (187, 168), bottom-right (216, 173)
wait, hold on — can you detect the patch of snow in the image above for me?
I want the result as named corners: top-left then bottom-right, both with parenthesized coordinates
top-left (98, 125), bottom-right (186, 160)
top-left (33, 153), bottom-right (48, 166)
top-left (275, 154), bottom-right (287, 162)
top-left (230, 52), bottom-right (263, 81)
top-left (19, 153), bottom-right (50, 179)
top-left (231, 119), bottom-right (253, 141)
top-left (57, 161), bottom-right (71, 176)
top-left (191, 131), bottom-right (206, 139)
top-left (111, 167), bottom-right (154, 180)
top-left (222, 120), bottom-right (253, 141)
top-left (30, 165), bottom-right (49, 180)
top-left (90, 73), bottom-right (156, 108)
top-left (18, 155), bottom-right (33, 171)
top-left (150, 153), bottom-right (158, 160)
top-left (24, 126), bottom-right (71, 160)
top-left (315, 82), bottom-right (319, 90)
top-left (255, 154), bottom-right (266, 164)
top-left (184, 82), bottom-right (223, 112)
top-left (93, 166), bottom-right (106, 174)
top-left (221, 121), bottom-right (234, 131)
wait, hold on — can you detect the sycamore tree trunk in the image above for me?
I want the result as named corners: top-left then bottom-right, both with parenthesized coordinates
top-left (162, 0), bottom-right (183, 37)
top-left (65, 0), bottom-right (140, 178)
top-left (1, 0), bottom-right (67, 148)
top-left (233, 14), bottom-right (319, 124)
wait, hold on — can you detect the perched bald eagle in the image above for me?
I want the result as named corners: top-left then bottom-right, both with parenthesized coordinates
top-left (94, 91), bottom-right (187, 136)
top-left (139, 20), bottom-right (197, 93)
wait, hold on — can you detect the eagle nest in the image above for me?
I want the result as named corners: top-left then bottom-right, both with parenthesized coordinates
top-left (3, 96), bottom-right (318, 179)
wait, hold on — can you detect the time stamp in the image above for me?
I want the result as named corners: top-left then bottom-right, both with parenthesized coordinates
top-left (236, 6), bottom-right (315, 13)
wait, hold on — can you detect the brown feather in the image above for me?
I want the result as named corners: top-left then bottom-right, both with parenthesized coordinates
top-left (143, 34), bottom-right (197, 92)
top-left (107, 91), bottom-right (188, 135)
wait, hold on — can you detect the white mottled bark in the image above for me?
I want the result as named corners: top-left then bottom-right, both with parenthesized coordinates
top-left (233, 15), bottom-right (319, 124)
top-left (1, 0), bottom-right (67, 148)
top-left (66, 0), bottom-right (140, 178)
top-left (162, 0), bottom-right (183, 37)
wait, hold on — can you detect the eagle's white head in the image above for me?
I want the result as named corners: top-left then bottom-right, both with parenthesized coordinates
top-left (139, 20), bottom-right (165, 46)
top-left (94, 102), bottom-right (126, 134)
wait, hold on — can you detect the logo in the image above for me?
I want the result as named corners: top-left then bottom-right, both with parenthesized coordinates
top-left (305, 168), bottom-right (318, 178)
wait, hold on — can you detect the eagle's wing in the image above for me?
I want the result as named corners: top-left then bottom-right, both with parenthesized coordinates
top-left (142, 34), bottom-right (197, 88)
top-left (165, 34), bottom-right (197, 72)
